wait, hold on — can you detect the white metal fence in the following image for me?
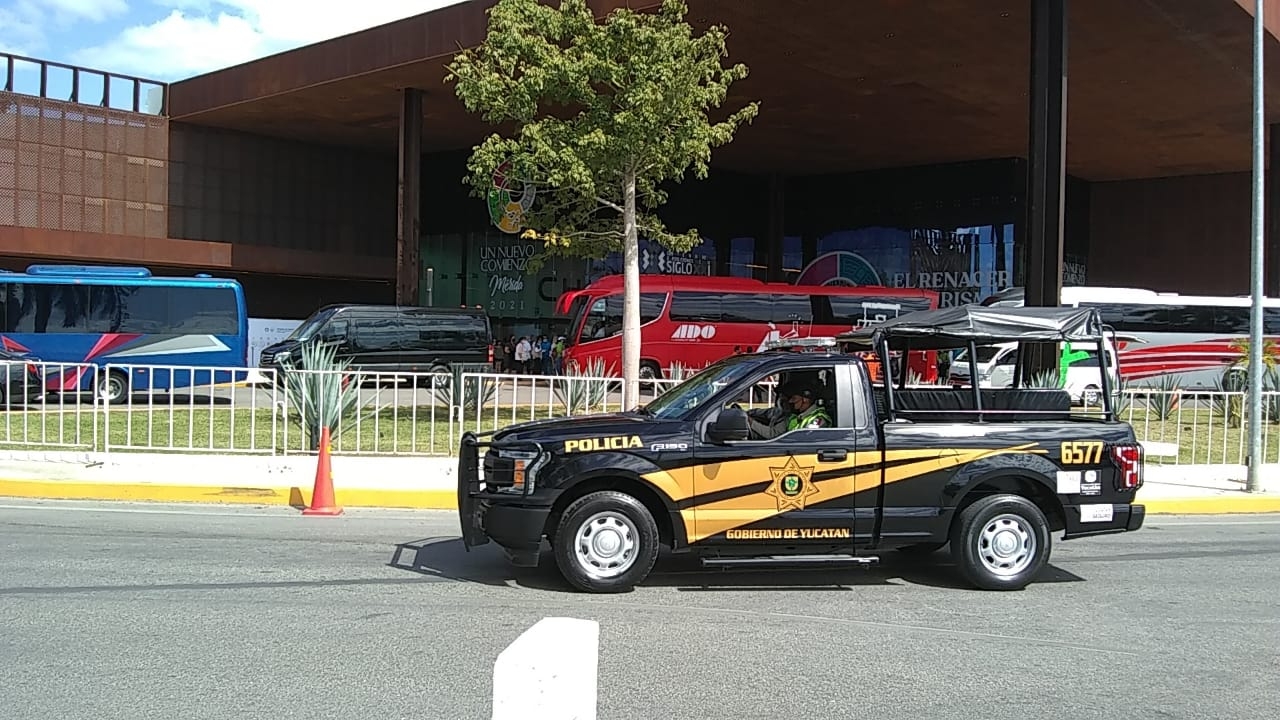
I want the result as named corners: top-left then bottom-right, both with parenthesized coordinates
top-left (1116, 388), bottom-right (1280, 466)
top-left (0, 361), bottom-right (683, 457)
top-left (2, 360), bottom-right (1278, 465)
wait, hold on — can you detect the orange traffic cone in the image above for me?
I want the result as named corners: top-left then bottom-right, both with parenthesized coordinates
top-left (302, 426), bottom-right (343, 516)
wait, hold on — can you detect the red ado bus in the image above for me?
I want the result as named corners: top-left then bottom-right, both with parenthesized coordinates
top-left (555, 274), bottom-right (941, 380)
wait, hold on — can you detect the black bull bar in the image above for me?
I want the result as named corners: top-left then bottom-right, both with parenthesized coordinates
top-left (456, 432), bottom-right (544, 550)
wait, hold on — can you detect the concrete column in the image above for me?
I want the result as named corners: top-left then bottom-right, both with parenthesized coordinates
top-left (1024, 0), bottom-right (1068, 374)
top-left (396, 87), bottom-right (423, 305)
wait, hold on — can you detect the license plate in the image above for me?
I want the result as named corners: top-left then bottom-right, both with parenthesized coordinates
top-left (1079, 504), bottom-right (1114, 523)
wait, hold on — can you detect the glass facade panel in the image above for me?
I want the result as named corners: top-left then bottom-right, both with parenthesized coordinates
top-left (795, 224), bottom-right (1017, 307)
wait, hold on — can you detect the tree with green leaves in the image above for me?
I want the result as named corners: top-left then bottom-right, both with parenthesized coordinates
top-left (446, 0), bottom-right (758, 405)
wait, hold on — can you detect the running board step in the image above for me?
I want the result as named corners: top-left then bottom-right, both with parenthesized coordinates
top-left (701, 554), bottom-right (879, 569)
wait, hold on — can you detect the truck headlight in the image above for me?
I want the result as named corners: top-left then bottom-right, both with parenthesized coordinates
top-left (493, 449), bottom-right (547, 494)
top-left (273, 351), bottom-right (291, 363)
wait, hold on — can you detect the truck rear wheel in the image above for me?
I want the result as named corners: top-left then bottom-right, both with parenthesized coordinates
top-left (950, 494), bottom-right (1050, 591)
top-left (552, 490), bottom-right (659, 593)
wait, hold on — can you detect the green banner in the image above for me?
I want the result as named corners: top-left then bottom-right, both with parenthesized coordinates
top-left (421, 233), bottom-right (589, 320)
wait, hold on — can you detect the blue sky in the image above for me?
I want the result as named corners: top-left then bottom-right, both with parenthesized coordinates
top-left (2, 0), bottom-right (463, 102)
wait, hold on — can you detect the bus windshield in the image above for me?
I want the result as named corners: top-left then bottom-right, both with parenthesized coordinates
top-left (564, 295), bottom-right (592, 346)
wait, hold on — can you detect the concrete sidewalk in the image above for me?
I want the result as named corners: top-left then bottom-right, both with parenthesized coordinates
top-left (0, 450), bottom-right (1277, 514)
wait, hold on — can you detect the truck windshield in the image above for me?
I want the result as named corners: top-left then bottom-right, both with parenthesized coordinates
top-left (284, 309), bottom-right (335, 342)
top-left (641, 356), bottom-right (761, 420)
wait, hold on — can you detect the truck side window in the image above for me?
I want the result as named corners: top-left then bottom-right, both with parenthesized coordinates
top-left (723, 366), bottom-right (845, 438)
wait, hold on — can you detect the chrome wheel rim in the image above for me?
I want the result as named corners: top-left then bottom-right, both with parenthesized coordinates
top-left (977, 513), bottom-right (1036, 577)
top-left (99, 375), bottom-right (124, 402)
top-left (574, 511), bottom-right (639, 579)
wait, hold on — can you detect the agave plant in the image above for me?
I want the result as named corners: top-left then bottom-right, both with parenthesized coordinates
top-left (431, 370), bottom-right (497, 417)
top-left (1025, 369), bottom-right (1060, 389)
top-left (1150, 373), bottom-right (1182, 421)
top-left (279, 340), bottom-right (387, 451)
top-left (1110, 377), bottom-right (1132, 418)
top-left (554, 357), bottom-right (611, 416)
top-left (1265, 365), bottom-right (1280, 424)
top-left (1213, 367), bottom-right (1245, 428)
top-left (667, 361), bottom-right (690, 382)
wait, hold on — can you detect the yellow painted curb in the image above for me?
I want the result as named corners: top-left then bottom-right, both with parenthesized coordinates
top-left (0, 480), bottom-right (458, 510)
top-left (1141, 496), bottom-right (1280, 515)
top-left (2, 479), bottom-right (1277, 514)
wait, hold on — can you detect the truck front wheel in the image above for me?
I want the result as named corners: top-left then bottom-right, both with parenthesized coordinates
top-left (950, 494), bottom-right (1051, 591)
top-left (552, 491), bottom-right (660, 593)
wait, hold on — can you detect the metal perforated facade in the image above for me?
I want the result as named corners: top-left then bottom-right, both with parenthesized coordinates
top-left (0, 92), bottom-right (168, 237)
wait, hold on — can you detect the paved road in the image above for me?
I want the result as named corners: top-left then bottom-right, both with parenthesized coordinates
top-left (1, 501), bottom-right (1277, 720)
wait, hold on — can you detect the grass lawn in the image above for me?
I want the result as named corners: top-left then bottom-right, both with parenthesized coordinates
top-left (1120, 406), bottom-right (1280, 466)
top-left (0, 399), bottom-right (1274, 465)
top-left (0, 404), bottom-right (559, 456)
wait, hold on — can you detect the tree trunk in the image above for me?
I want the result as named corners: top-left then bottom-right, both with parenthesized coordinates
top-left (621, 169), bottom-right (641, 408)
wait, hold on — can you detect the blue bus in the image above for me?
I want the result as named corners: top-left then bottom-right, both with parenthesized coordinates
top-left (0, 264), bottom-right (249, 404)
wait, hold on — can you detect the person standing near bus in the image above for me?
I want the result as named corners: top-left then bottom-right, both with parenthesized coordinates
top-left (514, 336), bottom-right (532, 374)
top-left (552, 336), bottom-right (566, 374)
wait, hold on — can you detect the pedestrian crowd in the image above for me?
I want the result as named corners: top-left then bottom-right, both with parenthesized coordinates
top-left (493, 334), bottom-right (567, 375)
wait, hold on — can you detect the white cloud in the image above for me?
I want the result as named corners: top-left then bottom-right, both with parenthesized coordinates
top-left (1, 0), bottom-right (130, 55)
top-left (40, 0), bottom-right (129, 23)
top-left (70, 0), bottom-right (466, 81)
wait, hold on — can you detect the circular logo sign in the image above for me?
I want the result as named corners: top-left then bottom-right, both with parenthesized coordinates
top-left (487, 161), bottom-right (536, 234)
top-left (795, 250), bottom-right (883, 286)
top-left (781, 474), bottom-right (802, 497)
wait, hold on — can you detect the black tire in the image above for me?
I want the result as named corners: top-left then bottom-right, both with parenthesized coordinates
top-left (639, 361), bottom-right (661, 381)
top-left (949, 494), bottom-right (1051, 591)
top-left (552, 490), bottom-right (660, 593)
top-left (421, 365), bottom-right (450, 389)
top-left (896, 541), bottom-right (947, 557)
top-left (97, 370), bottom-right (128, 406)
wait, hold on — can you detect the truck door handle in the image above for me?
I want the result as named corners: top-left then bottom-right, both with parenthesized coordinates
top-left (818, 449), bottom-right (847, 462)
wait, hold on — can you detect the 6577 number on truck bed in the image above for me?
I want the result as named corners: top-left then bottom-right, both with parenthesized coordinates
top-left (456, 304), bottom-right (1145, 593)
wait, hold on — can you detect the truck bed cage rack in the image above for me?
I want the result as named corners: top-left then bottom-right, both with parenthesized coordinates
top-left (836, 304), bottom-right (1120, 423)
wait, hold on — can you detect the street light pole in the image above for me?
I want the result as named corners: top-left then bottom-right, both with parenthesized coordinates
top-left (1248, 0), bottom-right (1265, 493)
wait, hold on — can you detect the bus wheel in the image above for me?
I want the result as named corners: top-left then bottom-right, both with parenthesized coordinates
top-left (639, 361), bottom-right (661, 381)
top-left (96, 370), bottom-right (128, 405)
top-left (553, 491), bottom-right (659, 593)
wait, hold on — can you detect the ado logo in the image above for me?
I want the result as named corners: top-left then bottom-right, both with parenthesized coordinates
top-left (671, 324), bottom-right (716, 340)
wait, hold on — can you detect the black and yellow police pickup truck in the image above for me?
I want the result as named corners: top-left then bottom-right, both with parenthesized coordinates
top-left (457, 304), bottom-right (1145, 593)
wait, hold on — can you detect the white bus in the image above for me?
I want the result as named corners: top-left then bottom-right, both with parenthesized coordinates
top-left (981, 285), bottom-right (1280, 390)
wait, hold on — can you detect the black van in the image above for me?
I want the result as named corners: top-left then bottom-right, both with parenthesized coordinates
top-left (258, 304), bottom-right (494, 375)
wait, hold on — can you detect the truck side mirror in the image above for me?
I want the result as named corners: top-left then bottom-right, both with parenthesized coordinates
top-left (707, 406), bottom-right (750, 443)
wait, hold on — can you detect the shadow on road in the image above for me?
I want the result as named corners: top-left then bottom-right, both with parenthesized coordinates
top-left (388, 537), bottom-right (1086, 593)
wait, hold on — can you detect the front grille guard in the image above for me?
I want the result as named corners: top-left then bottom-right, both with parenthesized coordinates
top-left (457, 432), bottom-right (546, 550)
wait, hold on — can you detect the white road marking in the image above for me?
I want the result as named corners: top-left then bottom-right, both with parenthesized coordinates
top-left (493, 617), bottom-right (598, 720)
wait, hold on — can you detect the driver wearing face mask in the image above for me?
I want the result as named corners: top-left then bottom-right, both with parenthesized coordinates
top-left (747, 381), bottom-right (800, 440)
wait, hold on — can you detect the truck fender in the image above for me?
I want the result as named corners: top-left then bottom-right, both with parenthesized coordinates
top-left (938, 453), bottom-right (1066, 530)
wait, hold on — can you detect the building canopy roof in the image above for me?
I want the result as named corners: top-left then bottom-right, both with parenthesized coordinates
top-left (837, 304), bottom-right (1105, 350)
top-left (167, 0), bottom-right (1280, 181)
